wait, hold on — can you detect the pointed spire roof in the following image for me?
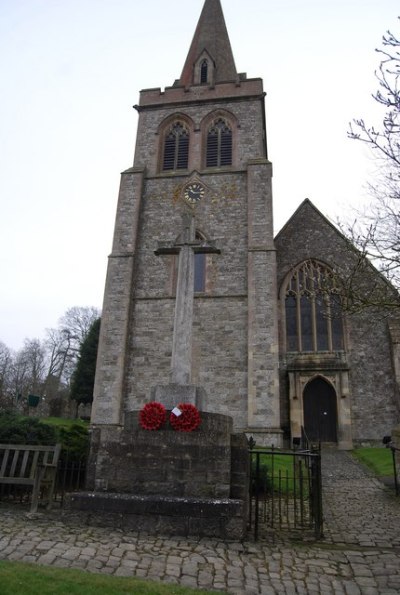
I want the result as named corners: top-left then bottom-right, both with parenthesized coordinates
top-left (179, 0), bottom-right (237, 86)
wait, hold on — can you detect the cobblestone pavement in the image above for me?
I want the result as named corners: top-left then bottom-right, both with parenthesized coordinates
top-left (1, 449), bottom-right (400, 594)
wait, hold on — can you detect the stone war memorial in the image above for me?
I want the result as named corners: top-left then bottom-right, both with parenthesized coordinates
top-left (67, 0), bottom-right (400, 535)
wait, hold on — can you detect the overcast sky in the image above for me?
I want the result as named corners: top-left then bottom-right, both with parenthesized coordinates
top-left (0, 0), bottom-right (399, 351)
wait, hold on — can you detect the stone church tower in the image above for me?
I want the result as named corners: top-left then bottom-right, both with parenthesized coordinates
top-left (91, 0), bottom-right (282, 445)
top-left (91, 0), bottom-right (400, 451)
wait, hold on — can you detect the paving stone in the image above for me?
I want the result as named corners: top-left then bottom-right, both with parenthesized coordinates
top-left (179, 575), bottom-right (198, 587)
top-left (0, 448), bottom-right (400, 593)
top-left (114, 567), bottom-right (134, 577)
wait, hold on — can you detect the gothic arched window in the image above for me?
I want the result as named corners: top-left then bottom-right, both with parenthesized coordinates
top-left (284, 260), bottom-right (344, 352)
top-left (162, 122), bottom-right (189, 171)
top-left (206, 118), bottom-right (232, 167)
top-left (200, 60), bottom-right (208, 84)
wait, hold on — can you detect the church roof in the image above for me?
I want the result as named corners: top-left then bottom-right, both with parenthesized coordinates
top-left (274, 199), bottom-right (342, 242)
top-left (179, 0), bottom-right (238, 86)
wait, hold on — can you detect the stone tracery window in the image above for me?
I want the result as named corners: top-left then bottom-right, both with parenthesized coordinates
top-left (206, 118), bottom-right (232, 167)
top-left (284, 260), bottom-right (344, 352)
top-left (162, 121), bottom-right (189, 171)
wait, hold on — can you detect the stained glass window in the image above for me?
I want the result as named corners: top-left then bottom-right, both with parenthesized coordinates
top-left (284, 260), bottom-right (344, 352)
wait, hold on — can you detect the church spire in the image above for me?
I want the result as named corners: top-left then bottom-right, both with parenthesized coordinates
top-left (179, 0), bottom-right (237, 87)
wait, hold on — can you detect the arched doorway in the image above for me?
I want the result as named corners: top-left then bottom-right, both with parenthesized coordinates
top-left (303, 377), bottom-right (338, 442)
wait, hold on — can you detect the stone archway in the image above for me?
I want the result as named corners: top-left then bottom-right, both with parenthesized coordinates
top-left (303, 376), bottom-right (338, 442)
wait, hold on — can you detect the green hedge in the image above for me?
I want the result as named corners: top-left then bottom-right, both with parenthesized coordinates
top-left (0, 412), bottom-right (89, 461)
top-left (0, 411), bottom-right (57, 445)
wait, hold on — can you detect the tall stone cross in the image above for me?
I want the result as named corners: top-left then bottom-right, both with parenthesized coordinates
top-left (155, 212), bottom-right (220, 386)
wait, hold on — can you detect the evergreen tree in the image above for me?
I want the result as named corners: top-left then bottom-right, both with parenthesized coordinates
top-left (70, 318), bottom-right (100, 411)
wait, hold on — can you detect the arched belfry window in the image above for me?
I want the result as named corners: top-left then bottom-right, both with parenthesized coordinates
top-left (200, 60), bottom-right (208, 84)
top-left (162, 122), bottom-right (189, 171)
top-left (206, 118), bottom-right (232, 167)
top-left (284, 260), bottom-right (344, 352)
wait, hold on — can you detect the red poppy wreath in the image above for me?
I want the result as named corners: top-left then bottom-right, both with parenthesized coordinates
top-left (139, 402), bottom-right (167, 431)
top-left (169, 403), bottom-right (201, 432)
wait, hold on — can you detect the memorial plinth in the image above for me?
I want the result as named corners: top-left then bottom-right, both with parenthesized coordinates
top-left (66, 413), bottom-right (249, 539)
top-left (70, 212), bottom-right (249, 538)
top-left (151, 383), bottom-right (206, 410)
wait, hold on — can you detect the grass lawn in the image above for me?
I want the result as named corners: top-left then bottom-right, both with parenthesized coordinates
top-left (0, 561), bottom-right (221, 595)
top-left (352, 447), bottom-right (394, 477)
top-left (251, 451), bottom-right (311, 494)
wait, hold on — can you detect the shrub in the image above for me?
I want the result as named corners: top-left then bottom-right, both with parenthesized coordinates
top-left (57, 424), bottom-right (89, 460)
top-left (0, 411), bottom-right (57, 445)
top-left (0, 413), bottom-right (89, 461)
top-left (40, 418), bottom-right (90, 461)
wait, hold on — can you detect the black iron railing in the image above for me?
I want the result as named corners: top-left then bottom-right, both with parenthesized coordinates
top-left (249, 443), bottom-right (323, 540)
top-left (0, 450), bottom-right (88, 507)
top-left (54, 453), bottom-right (87, 503)
top-left (383, 435), bottom-right (399, 496)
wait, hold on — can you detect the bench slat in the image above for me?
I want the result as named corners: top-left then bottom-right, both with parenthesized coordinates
top-left (20, 450), bottom-right (30, 477)
top-left (0, 477), bottom-right (38, 485)
top-left (0, 443), bottom-right (61, 513)
top-left (10, 450), bottom-right (20, 477)
top-left (0, 444), bottom-right (59, 452)
top-left (30, 451), bottom-right (40, 479)
top-left (0, 448), bottom-right (9, 476)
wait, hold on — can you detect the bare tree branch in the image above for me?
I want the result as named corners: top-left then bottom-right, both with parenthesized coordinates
top-left (344, 18), bottom-right (400, 311)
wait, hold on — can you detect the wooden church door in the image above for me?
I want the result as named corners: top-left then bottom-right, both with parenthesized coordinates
top-left (303, 377), bottom-right (338, 442)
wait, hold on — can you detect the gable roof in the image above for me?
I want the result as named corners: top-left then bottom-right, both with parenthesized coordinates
top-left (179, 0), bottom-right (237, 86)
top-left (274, 198), bottom-right (346, 243)
top-left (275, 198), bottom-right (400, 308)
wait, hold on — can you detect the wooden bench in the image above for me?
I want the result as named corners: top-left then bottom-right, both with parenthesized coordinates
top-left (0, 444), bottom-right (61, 512)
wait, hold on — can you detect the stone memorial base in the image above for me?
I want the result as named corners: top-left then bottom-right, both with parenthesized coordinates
top-left (67, 411), bottom-right (249, 539)
top-left (64, 493), bottom-right (245, 539)
top-left (150, 383), bottom-right (206, 410)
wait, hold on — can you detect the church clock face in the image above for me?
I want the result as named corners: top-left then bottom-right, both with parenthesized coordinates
top-left (184, 182), bottom-right (205, 204)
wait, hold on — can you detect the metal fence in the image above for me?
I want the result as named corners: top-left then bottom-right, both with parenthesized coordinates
top-left (249, 443), bottom-right (323, 540)
top-left (0, 451), bottom-right (87, 507)
top-left (383, 436), bottom-right (400, 496)
top-left (53, 452), bottom-right (87, 503)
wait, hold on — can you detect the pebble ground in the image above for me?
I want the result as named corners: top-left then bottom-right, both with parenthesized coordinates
top-left (1, 448), bottom-right (400, 594)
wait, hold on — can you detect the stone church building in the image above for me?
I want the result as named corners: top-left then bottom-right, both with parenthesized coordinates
top-left (91, 0), bottom-right (400, 450)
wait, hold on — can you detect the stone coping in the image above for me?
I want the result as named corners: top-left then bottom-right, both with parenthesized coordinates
top-left (66, 492), bottom-right (244, 516)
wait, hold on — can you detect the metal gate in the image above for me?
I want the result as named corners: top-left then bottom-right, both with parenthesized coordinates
top-left (249, 444), bottom-right (323, 540)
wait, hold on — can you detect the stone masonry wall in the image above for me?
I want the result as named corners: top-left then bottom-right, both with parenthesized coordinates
top-left (88, 413), bottom-right (234, 498)
top-left (134, 92), bottom-right (265, 176)
top-left (92, 169), bottom-right (144, 425)
top-left (120, 89), bottom-right (278, 436)
top-left (124, 171), bottom-right (249, 425)
top-left (93, 77), bottom-right (279, 438)
top-left (275, 201), bottom-right (400, 442)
